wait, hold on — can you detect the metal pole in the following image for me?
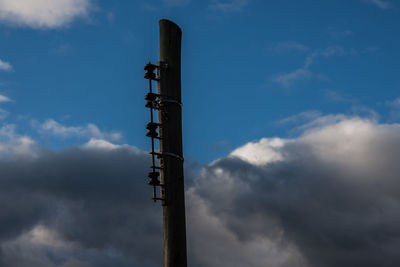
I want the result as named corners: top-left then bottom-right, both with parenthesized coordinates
top-left (158, 19), bottom-right (187, 267)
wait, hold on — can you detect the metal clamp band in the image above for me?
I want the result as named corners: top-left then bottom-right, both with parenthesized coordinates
top-left (150, 151), bottom-right (184, 162)
top-left (151, 166), bottom-right (164, 170)
top-left (158, 98), bottom-right (182, 107)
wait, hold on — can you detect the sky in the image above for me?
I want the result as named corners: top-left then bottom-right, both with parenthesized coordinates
top-left (0, 0), bottom-right (400, 266)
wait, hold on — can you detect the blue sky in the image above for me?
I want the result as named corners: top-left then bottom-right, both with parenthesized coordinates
top-left (0, 0), bottom-right (399, 163)
top-left (1, 1), bottom-right (400, 267)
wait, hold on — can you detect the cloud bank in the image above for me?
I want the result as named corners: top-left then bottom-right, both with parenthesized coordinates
top-left (0, 116), bottom-right (400, 266)
top-left (197, 117), bottom-right (400, 266)
top-left (0, 0), bottom-right (92, 29)
top-left (0, 140), bottom-right (162, 267)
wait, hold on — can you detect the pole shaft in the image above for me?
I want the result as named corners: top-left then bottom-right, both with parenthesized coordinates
top-left (158, 19), bottom-right (187, 267)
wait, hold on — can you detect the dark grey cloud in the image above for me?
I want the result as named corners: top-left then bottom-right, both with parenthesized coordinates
top-left (0, 117), bottom-right (400, 266)
top-left (191, 117), bottom-right (400, 267)
top-left (0, 145), bottom-right (162, 267)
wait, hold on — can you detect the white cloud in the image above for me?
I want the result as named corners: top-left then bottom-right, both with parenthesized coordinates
top-left (209, 0), bottom-right (249, 13)
top-left (0, 124), bottom-right (37, 157)
top-left (0, 94), bottom-right (11, 102)
top-left (362, 0), bottom-right (392, 9)
top-left (84, 138), bottom-right (123, 150)
top-left (298, 117), bottom-right (381, 166)
top-left (0, 58), bottom-right (12, 71)
top-left (32, 119), bottom-right (122, 142)
top-left (230, 138), bottom-right (287, 165)
top-left (230, 115), bottom-right (384, 168)
top-left (27, 225), bottom-right (73, 248)
top-left (0, 0), bottom-right (92, 29)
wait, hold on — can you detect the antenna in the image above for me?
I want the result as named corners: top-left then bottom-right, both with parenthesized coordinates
top-left (144, 20), bottom-right (187, 267)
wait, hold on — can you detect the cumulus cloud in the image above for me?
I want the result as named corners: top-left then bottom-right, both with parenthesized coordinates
top-left (0, 124), bottom-right (37, 157)
top-left (230, 137), bottom-right (287, 165)
top-left (0, 115), bottom-right (400, 266)
top-left (0, 0), bottom-right (92, 29)
top-left (192, 116), bottom-right (400, 267)
top-left (32, 119), bottom-right (122, 142)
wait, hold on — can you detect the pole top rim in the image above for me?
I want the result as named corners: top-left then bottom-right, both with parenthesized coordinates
top-left (159, 19), bottom-right (182, 33)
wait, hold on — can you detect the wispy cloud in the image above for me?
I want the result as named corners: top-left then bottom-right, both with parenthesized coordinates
top-left (328, 28), bottom-right (353, 39)
top-left (304, 46), bottom-right (348, 68)
top-left (0, 59), bottom-right (12, 71)
top-left (272, 46), bottom-right (354, 88)
top-left (209, 0), bottom-right (250, 13)
top-left (0, 94), bottom-right (11, 120)
top-left (106, 12), bottom-right (115, 22)
top-left (325, 89), bottom-right (355, 103)
top-left (271, 69), bottom-right (312, 88)
top-left (278, 111), bottom-right (378, 135)
top-left (266, 41), bottom-right (309, 55)
top-left (362, 0), bottom-right (393, 9)
top-left (52, 43), bottom-right (72, 55)
top-left (386, 97), bottom-right (400, 108)
top-left (0, 94), bottom-right (11, 103)
top-left (385, 97), bottom-right (400, 120)
top-left (163, 0), bottom-right (190, 6)
top-left (277, 110), bottom-right (323, 125)
top-left (32, 119), bottom-right (122, 142)
top-left (0, 109), bottom-right (8, 120)
top-left (0, 0), bottom-right (92, 29)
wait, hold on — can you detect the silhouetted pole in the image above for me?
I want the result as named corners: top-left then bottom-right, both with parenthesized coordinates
top-left (158, 19), bottom-right (187, 267)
